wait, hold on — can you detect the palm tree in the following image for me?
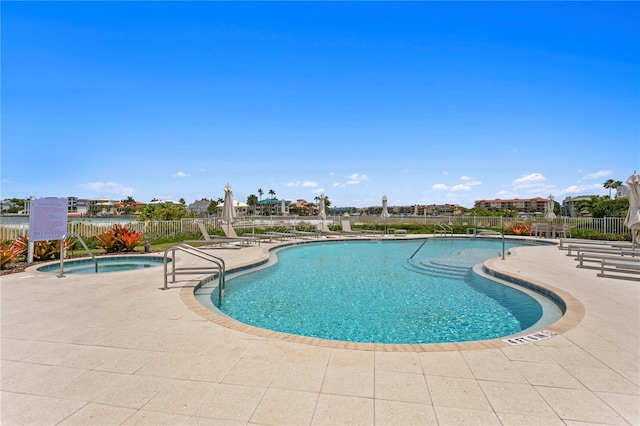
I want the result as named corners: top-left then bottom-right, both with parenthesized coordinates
top-left (576, 195), bottom-right (599, 217)
top-left (268, 189), bottom-right (276, 199)
top-left (247, 194), bottom-right (258, 215)
top-left (603, 179), bottom-right (615, 198)
top-left (611, 180), bottom-right (623, 198)
top-left (257, 188), bottom-right (263, 201)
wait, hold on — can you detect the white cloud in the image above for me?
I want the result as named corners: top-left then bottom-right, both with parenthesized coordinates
top-left (512, 173), bottom-right (546, 190)
top-left (332, 173), bottom-right (368, 187)
top-left (288, 180), bottom-right (318, 188)
top-left (349, 173), bottom-right (369, 181)
top-left (582, 170), bottom-right (612, 180)
top-left (559, 183), bottom-right (604, 195)
top-left (78, 182), bottom-right (135, 196)
top-left (451, 184), bottom-right (472, 191)
top-left (460, 176), bottom-right (473, 181)
top-left (513, 173), bottom-right (545, 184)
top-left (432, 184), bottom-right (450, 190)
top-left (174, 171), bottom-right (189, 178)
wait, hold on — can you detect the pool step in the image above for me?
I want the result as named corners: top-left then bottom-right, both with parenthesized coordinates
top-left (405, 248), bottom-right (502, 280)
top-left (405, 260), bottom-right (470, 279)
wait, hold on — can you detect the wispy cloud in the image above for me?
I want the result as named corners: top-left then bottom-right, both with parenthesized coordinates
top-left (78, 182), bottom-right (135, 196)
top-left (559, 183), bottom-right (605, 194)
top-left (513, 173), bottom-right (545, 184)
top-left (582, 170), bottom-right (612, 180)
top-left (173, 171), bottom-right (190, 178)
top-left (512, 173), bottom-right (546, 190)
top-left (347, 173), bottom-right (369, 184)
top-left (286, 180), bottom-right (318, 188)
top-left (432, 184), bottom-right (450, 190)
top-left (333, 173), bottom-right (368, 188)
top-left (451, 184), bottom-right (472, 191)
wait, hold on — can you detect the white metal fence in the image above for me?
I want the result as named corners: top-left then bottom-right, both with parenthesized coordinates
top-left (0, 215), bottom-right (631, 242)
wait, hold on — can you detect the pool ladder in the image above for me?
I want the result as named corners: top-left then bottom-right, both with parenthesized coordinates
top-left (163, 244), bottom-right (226, 305)
top-left (59, 232), bottom-right (97, 277)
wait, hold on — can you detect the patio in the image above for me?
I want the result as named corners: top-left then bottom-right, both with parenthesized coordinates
top-left (1, 238), bottom-right (638, 425)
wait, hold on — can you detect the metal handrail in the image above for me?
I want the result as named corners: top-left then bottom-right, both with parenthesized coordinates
top-left (59, 232), bottom-right (97, 277)
top-left (163, 244), bottom-right (227, 305)
top-left (475, 229), bottom-right (506, 260)
top-left (409, 239), bottom-right (429, 260)
top-left (434, 222), bottom-right (453, 237)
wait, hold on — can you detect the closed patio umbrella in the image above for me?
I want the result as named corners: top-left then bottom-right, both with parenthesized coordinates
top-left (544, 195), bottom-right (556, 222)
top-left (318, 194), bottom-right (327, 221)
top-left (222, 183), bottom-right (236, 236)
top-left (381, 195), bottom-right (390, 234)
top-left (624, 172), bottom-right (640, 248)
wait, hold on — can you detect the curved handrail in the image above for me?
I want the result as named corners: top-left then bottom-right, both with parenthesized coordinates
top-left (475, 229), bottom-right (506, 260)
top-left (163, 244), bottom-right (227, 305)
top-left (60, 232), bottom-right (97, 277)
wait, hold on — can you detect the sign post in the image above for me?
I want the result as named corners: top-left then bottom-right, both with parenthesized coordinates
top-left (28, 197), bottom-right (68, 263)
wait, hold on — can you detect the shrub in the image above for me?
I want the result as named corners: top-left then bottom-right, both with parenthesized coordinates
top-left (97, 224), bottom-right (144, 253)
top-left (7, 236), bottom-right (73, 261)
top-left (508, 223), bottom-right (531, 236)
top-left (1, 242), bottom-right (20, 269)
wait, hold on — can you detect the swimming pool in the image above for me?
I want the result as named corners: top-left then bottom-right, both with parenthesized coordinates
top-left (199, 239), bottom-right (563, 344)
top-left (37, 256), bottom-right (167, 274)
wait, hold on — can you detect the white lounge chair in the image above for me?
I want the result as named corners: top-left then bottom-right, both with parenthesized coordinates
top-left (184, 222), bottom-right (242, 248)
top-left (220, 221), bottom-right (260, 246)
top-left (340, 219), bottom-right (362, 235)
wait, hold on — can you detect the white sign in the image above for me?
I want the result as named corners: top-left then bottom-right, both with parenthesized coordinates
top-left (29, 197), bottom-right (68, 242)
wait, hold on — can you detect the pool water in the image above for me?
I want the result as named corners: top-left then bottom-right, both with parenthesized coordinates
top-left (37, 256), bottom-right (166, 274)
top-left (210, 239), bottom-right (561, 344)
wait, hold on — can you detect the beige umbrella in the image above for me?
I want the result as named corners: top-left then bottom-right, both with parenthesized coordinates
top-left (544, 195), bottom-right (556, 222)
top-left (317, 193), bottom-right (327, 232)
top-left (318, 194), bottom-right (327, 220)
top-left (624, 172), bottom-right (640, 248)
top-left (381, 195), bottom-right (390, 234)
top-left (222, 184), bottom-right (236, 236)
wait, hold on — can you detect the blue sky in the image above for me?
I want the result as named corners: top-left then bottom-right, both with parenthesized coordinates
top-left (2, 1), bottom-right (639, 208)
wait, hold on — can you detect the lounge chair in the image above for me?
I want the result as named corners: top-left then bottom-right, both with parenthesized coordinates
top-left (219, 221), bottom-right (260, 246)
top-left (186, 222), bottom-right (257, 247)
top-left (318, 221), bottom-right (339, 236)
top-left (340, 219), bottom-right (363, 236)
top-left (530, 223), bottom-right (549, 238)
top-left (291, 226), bottom-right (321, 239)
top-left (183, 222), bottom-right (241, 248)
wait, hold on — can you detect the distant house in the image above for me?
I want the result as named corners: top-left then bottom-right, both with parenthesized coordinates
top-left (1, 199), bottom-right (16, 212)
top-left (256, 199), bottom-right (290, 215)
top-left (187, 199), bottom-right (212, 216)
top-left (217, 200), bottom-right (250, 216)
top-left (290, 199), bottom-right (317, 216)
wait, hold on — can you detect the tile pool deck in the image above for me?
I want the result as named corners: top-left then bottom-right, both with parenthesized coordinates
top-left (1, 236), bottom-right (638, 425)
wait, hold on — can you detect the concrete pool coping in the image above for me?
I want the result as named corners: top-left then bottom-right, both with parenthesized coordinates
top-left (2, 234), bottom-right (638, 425)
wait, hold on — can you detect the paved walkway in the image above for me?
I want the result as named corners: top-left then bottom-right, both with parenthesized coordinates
top-left (1, 237), bottom-right (638, 425)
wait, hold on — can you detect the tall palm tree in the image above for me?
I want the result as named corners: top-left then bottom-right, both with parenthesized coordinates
top-left (268, 189), bottom-right (276, 199)
top-left (603, 179), bottom-right (615, 198)
top-left (611, 180), bottom-right (623, 198)
top-left (247, 194), bottom-right (258, 215)
top-left (257, 188), bottom-right (263, 201)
